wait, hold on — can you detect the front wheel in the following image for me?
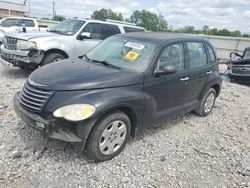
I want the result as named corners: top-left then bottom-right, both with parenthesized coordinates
top-left (86, 111), bottom-right (131, 162)
top-left (195, 88), bottom-right (216, 117)
top-left (40, 53), bottom-right (65, 66)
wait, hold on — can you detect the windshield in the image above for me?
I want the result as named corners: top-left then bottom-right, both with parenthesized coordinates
top-left (244, 48), bottom-right (250, 59)
top-left (49, 19), bottom-right (85, 36)
top-left (86, 36), bottom-right (156, 71)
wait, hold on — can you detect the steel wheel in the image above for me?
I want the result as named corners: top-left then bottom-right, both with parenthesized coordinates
top-left (99, 120), bottom-right (127, 155)
top-left (204, 92), bottom-right (215, 113)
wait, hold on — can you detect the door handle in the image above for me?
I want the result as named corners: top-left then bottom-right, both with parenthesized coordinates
top-left (206, 71), bottom-right (213, 74)
top-left (180, 77), bottom-right (189, 81)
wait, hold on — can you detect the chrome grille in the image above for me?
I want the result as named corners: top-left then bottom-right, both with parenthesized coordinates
top-left (19, 82), bottom-right (54, 112)
top-left (3, 37), bottom-right (18, 50)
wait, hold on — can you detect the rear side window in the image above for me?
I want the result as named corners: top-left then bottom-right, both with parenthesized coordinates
top-left (206, 44), bottom-right (216, 63)
top-left (124, 26), bottom-right (145, 33)
top-left (102, 24), bottom-right (120, 39)
top-left (159, 43), bottom-right (185, 71)
top-left (187, 42), bottom-right (207, 68)
top-left (1, 19), bottom-right (18, 27)
top-left (21, 19), bottom-right (35, 27)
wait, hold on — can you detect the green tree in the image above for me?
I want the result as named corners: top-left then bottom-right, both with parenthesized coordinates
top-left (129, 10), bottom-right (168, 31)
top-left (91, 9), bottom-right (124, 21)
top-left (52, 15), bottom-right (65, 21)
top-left (179, 26), bottom-right (195, 33)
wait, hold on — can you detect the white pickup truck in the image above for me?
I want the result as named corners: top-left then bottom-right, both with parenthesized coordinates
top-left (0, 17), bottom-right (58, 42)
top-left (0, 19), bottom-right (145, 70)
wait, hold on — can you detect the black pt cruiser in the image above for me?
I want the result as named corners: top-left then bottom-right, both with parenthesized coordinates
top-left (14, 33), bottom-right (222, 161)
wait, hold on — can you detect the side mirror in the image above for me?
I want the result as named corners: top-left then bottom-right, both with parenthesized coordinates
top-left (154, 65), bottom-right (177, 77)
top-left (78, 32), bottom-right (91, 40)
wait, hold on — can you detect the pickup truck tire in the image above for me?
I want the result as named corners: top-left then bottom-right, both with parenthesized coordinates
top-left (86, 110), bottom-right (131, 162)
top-left (40, 53), bottom-right (65, 66)
top-left (195, 88), bottom-right (216, 117)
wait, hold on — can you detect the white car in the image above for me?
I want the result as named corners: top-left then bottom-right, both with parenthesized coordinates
top-left (0, 17), bottom-right (58, 42)
top-left (0, 19), bottom-right (145, 70)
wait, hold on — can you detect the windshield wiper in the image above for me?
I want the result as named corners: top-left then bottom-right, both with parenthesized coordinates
top-left (91, 59), bottom-right (121, 70)
top-left (49, 29), bottom-right (62, 34)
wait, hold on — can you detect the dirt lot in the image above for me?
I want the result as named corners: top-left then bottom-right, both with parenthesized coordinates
top-left (0, 67), bottom-right (250, 188)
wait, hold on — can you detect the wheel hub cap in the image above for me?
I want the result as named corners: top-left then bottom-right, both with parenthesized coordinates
top-left (99, 120), bottom-right (127, 155)
top-left (204, 93), bottom-right (215, 113)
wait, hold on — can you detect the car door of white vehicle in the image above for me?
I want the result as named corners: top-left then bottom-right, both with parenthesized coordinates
top-left (74, 23), bottom-right (103, 57)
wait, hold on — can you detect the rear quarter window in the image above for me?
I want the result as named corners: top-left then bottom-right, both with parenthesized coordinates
top-left (206, 44), bottom-right (216, 63)
top-left (123, 26), bottom-right (145, 33)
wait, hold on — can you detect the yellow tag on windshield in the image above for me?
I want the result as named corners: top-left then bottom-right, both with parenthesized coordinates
top-left (125, 51), bottom-right (139, 62)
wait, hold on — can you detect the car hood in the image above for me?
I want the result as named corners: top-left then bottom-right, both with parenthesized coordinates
top-left (29, 59), bottom-right (144, 91)
top-left (5, 31), bottom-right (58, 40)
top-left (230, 58), bottom-right (250, 65)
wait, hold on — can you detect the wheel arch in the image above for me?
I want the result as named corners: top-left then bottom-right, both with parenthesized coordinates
top-left (44, 49), bottom-right (69, 58)
top-left (211, 84), bottom-right (220, 97)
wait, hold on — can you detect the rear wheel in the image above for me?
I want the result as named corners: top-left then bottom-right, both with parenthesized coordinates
top-left (195, 88), bottom-right (216, 117)
top-left (40, 53), bottom-right (65, 66)
top-left (86, 111), bottom-right (131, 162)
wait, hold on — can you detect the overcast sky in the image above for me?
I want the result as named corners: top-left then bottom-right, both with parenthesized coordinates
top-left (8, 0), bottom-right (250, 32)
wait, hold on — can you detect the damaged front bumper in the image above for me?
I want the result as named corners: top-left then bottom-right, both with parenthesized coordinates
top-left (0, 45), bottom-right (44, 68)
top-left (13, 93), bottom-right (83, 143)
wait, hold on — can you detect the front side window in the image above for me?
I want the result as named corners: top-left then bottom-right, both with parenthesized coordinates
top-left (158, 43), bottom-right (184, 71)
top-left (21, 19), bottom-right (35, 27)
top-left (49, 19), bottom-right (85, 36)
top-left (102, 24), bottom-right (120, 39)
top-left (82, 23), bottom-right (102, 39)
top-left (86, 36), bottom-right (156, 71)
top-left (1, 19), bottom-right (18, 27)
top-left (187, 42), bottom-right (207, 68)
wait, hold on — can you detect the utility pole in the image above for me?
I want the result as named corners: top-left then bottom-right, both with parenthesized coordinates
top-left (52, 1), bottom-right (55, 17)
top-left (29, 0), bottom-right (31, 17)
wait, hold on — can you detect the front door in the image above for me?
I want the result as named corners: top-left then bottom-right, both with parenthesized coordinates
top-left (143, 42), bottom-right (189, 126)
top-left (74, 23), bottom-right (103, 57)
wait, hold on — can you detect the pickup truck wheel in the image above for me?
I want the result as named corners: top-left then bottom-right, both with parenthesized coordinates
top-left (40, 53), bottom-right (65, 66)
top-left (195, 88), bottom-right (216, 117)
top-left (86, 111), bottom-right (131, 162)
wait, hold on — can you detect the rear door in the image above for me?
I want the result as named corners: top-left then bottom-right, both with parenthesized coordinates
top-left (186, 41), bottom-right (214, 102)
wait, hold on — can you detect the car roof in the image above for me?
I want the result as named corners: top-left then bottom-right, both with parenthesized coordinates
top-left (66, 18), bottom-right (145, 29)
top-left (118, 32), bottom-right (207, 44)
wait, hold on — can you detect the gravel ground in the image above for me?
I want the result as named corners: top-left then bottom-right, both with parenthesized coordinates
top-left (0, 66), bottom-right (250, 188)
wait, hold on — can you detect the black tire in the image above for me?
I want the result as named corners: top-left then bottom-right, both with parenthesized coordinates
top-left (195, 88), bottom-right (217, 117)
top-left (40, 53), bottom-right (65, 66)
top-left (86, 111), bottom-right (131, 162)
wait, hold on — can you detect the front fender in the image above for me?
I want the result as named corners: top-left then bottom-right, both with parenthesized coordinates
top-left (45, 85), bottom-right (145, 150)
top-left (31, 37), bottom-right (73, 57)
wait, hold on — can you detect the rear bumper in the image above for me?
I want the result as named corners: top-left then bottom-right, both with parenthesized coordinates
top-left (13, 92), bottom-right (83, 142)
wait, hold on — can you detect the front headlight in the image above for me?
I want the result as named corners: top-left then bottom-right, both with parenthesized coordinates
top-left (16, 40), bottom-right (37, 50)
top-left (53, 104), bottom-right (96, 122)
